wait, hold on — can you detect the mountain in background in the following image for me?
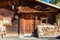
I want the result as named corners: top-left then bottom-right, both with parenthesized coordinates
top-left (50, 0), bottom-right (60, 7)
top-left (42, 0), bottom-right (60, 7)
top-left (49, 0), bottom-right (56, 4)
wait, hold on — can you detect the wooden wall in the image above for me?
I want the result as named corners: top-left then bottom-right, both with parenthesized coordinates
top-left (0, 8), bottom-right (18, 37)
top-left (56, 14), bottom-right (60, 27)
top-left (19, 12), bottom-right (55, 35)
top-left (0, 0), bottom-right (19, 7)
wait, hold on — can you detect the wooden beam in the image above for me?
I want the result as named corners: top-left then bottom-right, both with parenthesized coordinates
top-left (18, 11), bottom-right (57, 13)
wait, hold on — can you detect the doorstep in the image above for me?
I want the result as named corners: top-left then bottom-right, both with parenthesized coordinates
top-left (19, 37), bottom-right (42, 40)
top-left (18, 34), bottom-right (42, 40)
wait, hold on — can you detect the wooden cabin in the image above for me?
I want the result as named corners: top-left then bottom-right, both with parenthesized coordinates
top-left (0, 0), bottom-right (60, 37)
top-left (18, 1), bottom-right (60, 37)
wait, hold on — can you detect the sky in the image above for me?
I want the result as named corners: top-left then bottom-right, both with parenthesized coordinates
top-left (43, 0), bottom-right (51, 3)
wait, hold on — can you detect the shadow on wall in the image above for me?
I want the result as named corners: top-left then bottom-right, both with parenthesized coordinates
top-left (56, 36), bottom-right (60, 39)
top-left (31, 28), bottom-right (38, 37)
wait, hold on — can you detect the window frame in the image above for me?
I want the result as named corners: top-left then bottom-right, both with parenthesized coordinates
top-left (4, 17), bottom-right (12, 26)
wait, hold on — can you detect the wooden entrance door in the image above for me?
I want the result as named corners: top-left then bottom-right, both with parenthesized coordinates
top-left (24, 14), bottom-right (34, 36)
top-left (20, 14), bottom-right (40, 36)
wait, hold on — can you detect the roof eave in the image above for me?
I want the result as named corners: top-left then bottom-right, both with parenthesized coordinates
top-left (35, 0), bottom-right (60, 9)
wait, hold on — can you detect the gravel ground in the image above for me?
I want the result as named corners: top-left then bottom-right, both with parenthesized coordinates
top-left (0, 36), bottom-right (60, 40)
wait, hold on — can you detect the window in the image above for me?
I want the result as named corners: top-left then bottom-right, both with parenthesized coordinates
top-left (42, 19), bottom-right (46, 23)
top-left (5, 19), bottom-right (10, 24)
top-left (41, 18), bottom-right (47, 24)
top-left (4, 17), bottom-right (12, 26)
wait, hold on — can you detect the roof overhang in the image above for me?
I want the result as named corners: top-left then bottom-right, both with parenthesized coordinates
top-left (18, 6), bottom-right (57, 13)
top-left (36, 0), bottom-right (60, 9)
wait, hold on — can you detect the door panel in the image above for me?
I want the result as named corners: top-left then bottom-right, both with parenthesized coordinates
top-left (24, 14), bottom-right (34, 34)
top-left (25, 19), bottom-right (34, 34)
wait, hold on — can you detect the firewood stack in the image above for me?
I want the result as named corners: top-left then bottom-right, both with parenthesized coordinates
top-left (37, 25), bottom-right (43, 37)
top-left (43, 27), bottom-right (60, 37)
top-left (37, 25), bottom-right (60, 38)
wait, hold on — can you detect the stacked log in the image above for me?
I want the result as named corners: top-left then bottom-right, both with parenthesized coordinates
top-left (37, 25), bottom-right (60, 38)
